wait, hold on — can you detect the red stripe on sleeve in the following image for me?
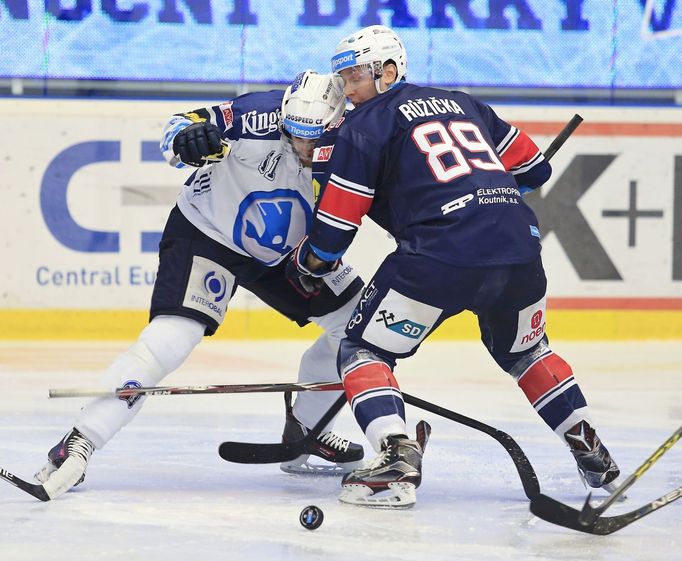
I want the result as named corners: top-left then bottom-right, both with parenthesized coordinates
top-left (517, 354), bottom-right (573, 404)
top-left (500, 130), bottom-right (541, 171)
top-left (318, 181), bottom-right (373, 227)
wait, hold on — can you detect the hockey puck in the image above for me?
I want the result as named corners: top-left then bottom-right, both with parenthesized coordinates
top-left (299, 505), bottom-right (324, 530)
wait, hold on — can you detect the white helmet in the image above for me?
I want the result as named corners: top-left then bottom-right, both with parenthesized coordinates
top-left (331, 25), bottom-right (407, 93)
top-left (281, 70), bottom-right (346, 139)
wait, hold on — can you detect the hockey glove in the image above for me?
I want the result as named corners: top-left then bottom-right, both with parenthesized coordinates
top-left (173, 122), bottom-right (229, 167)
top-left (286, 237), bottom-right (340, 297)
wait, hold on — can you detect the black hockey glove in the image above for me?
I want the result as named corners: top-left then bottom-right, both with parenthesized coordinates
top-left (286, 237), bottom-right (340, 297)
top-left (173, 121), bottom-right (227, 167)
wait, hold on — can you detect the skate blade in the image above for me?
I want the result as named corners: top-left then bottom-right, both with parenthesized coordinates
top-left (578, 470), bottom-right (627, 502)
top-left (339, 481), bottom-right (416, 509)
top-left (602, 481), bottom-right (627, 502)
top-left (280, 457), bottom-right (362, 477)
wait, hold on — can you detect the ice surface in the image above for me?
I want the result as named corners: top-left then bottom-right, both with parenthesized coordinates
top-left (0, 340), bottom-right (680, 561)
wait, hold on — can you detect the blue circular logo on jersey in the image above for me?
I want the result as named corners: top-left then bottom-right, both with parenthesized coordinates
top-left (203, 272), bottom-right (227, 303)
top-left (233, 189), bottom-right (312, 265)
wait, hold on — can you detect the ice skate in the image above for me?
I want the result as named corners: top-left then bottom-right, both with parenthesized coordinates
top-left (280, 394), bottom-right (364, 476)
top-left (34, 428), bottom-right (95, 499)
top-left (339, 421), bottom-right (430, 509)
top-left (565, 420), bottom-right (620, 494)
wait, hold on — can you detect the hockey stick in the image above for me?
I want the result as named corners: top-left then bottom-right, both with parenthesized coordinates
top-left (0, 392), bottom-right (348, 501)
top-left (402, 393), bottom-right (540, 500)
top-left (50, 375), bottom-right (537, 497)
top-left (530, 485), bottom-right (682, 536)
top-left (219, 390), bottom-right (540, 500)
top-left (218, 393), bottom-right (347, 463)
top-left (0, 468), bottom-right (51, 501)
top-left (48, 380), bottom-right (344, 399)
top-left (578, 423), bottom-right (681, 523)
top-left (543, 113), bottom-right (583, 161)
top-left (529, 423), bottom-right (682, 534)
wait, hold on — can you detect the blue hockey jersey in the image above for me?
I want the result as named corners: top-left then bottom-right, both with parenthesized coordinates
top-left (309, 83), bottom-right (551, 267)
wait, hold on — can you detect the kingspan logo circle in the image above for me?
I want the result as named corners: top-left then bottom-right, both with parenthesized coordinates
top-left (203, 271), bottom-right (227, 303)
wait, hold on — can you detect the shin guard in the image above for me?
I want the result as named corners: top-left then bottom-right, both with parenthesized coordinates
top-left (515, 352), bottom-right (590, 437)
top-left (342, 355), bottom-right (406, 452)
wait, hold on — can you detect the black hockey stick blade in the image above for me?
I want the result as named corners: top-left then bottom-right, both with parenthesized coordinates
top-left (402, 392), bottom-right (540, 500)
top-left (578, 423), bottom-right (682, 525)
top-left (530, 486), bottom-right (682, 535)
top-left (0, 468), bottom-right (51, 501)
top-left (218, 393), bottom-right (347, 464)
top-left (543, 114), bottom-right (583, 161)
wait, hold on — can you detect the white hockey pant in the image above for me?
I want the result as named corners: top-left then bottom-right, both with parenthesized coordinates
top-left (75, 315), bottom-right (205, 449)
top-left (291, 293), bottom-right (360, 433)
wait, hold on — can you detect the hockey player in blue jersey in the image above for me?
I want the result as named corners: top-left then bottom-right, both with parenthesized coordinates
top-left (289, 26), bottom-right (620, 507)
top-left (34, 72), bottom-right (367, 499)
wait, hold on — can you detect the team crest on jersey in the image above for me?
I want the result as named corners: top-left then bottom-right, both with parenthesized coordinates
top-left (234, 189), bottom-right (312, 265)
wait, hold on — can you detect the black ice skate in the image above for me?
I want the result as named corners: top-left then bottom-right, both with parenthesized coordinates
top-left (339, 421), bottom-right (431, 508)
top-left (565, 420), bottom-right (620, 493)
top-left (34, 428), bottom-right (95, 499)
top-left (280, 392), bottom-right (364, 476)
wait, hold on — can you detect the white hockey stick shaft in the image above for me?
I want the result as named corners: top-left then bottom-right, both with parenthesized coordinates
top-left (49, 380), bottom-right (344, 399)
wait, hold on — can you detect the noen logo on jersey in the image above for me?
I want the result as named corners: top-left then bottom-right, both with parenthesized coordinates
top-left (376, 310), bottom-right (428, 339)
top-left (332, 50), bottom-right (357, 72)
top-left (241, 109), bottom-right (280, 136)
top-left (202, 271), bottom-right (228, 303)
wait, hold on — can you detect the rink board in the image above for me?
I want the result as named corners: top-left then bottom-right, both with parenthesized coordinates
top-left (1, 100), bottom-right (681, 340)
top-left (1, 308), bottom-right (681, 340)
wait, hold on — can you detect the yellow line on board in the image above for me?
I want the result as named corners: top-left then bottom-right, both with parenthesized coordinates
top-left (0, 309), bottom-right (681, 341)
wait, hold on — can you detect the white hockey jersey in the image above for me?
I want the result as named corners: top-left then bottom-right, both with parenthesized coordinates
top-left (160, 90), bottom-right (314, 266)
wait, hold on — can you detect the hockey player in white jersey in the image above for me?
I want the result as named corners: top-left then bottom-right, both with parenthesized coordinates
top-left (34, 71), bottom-right (366, 500)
